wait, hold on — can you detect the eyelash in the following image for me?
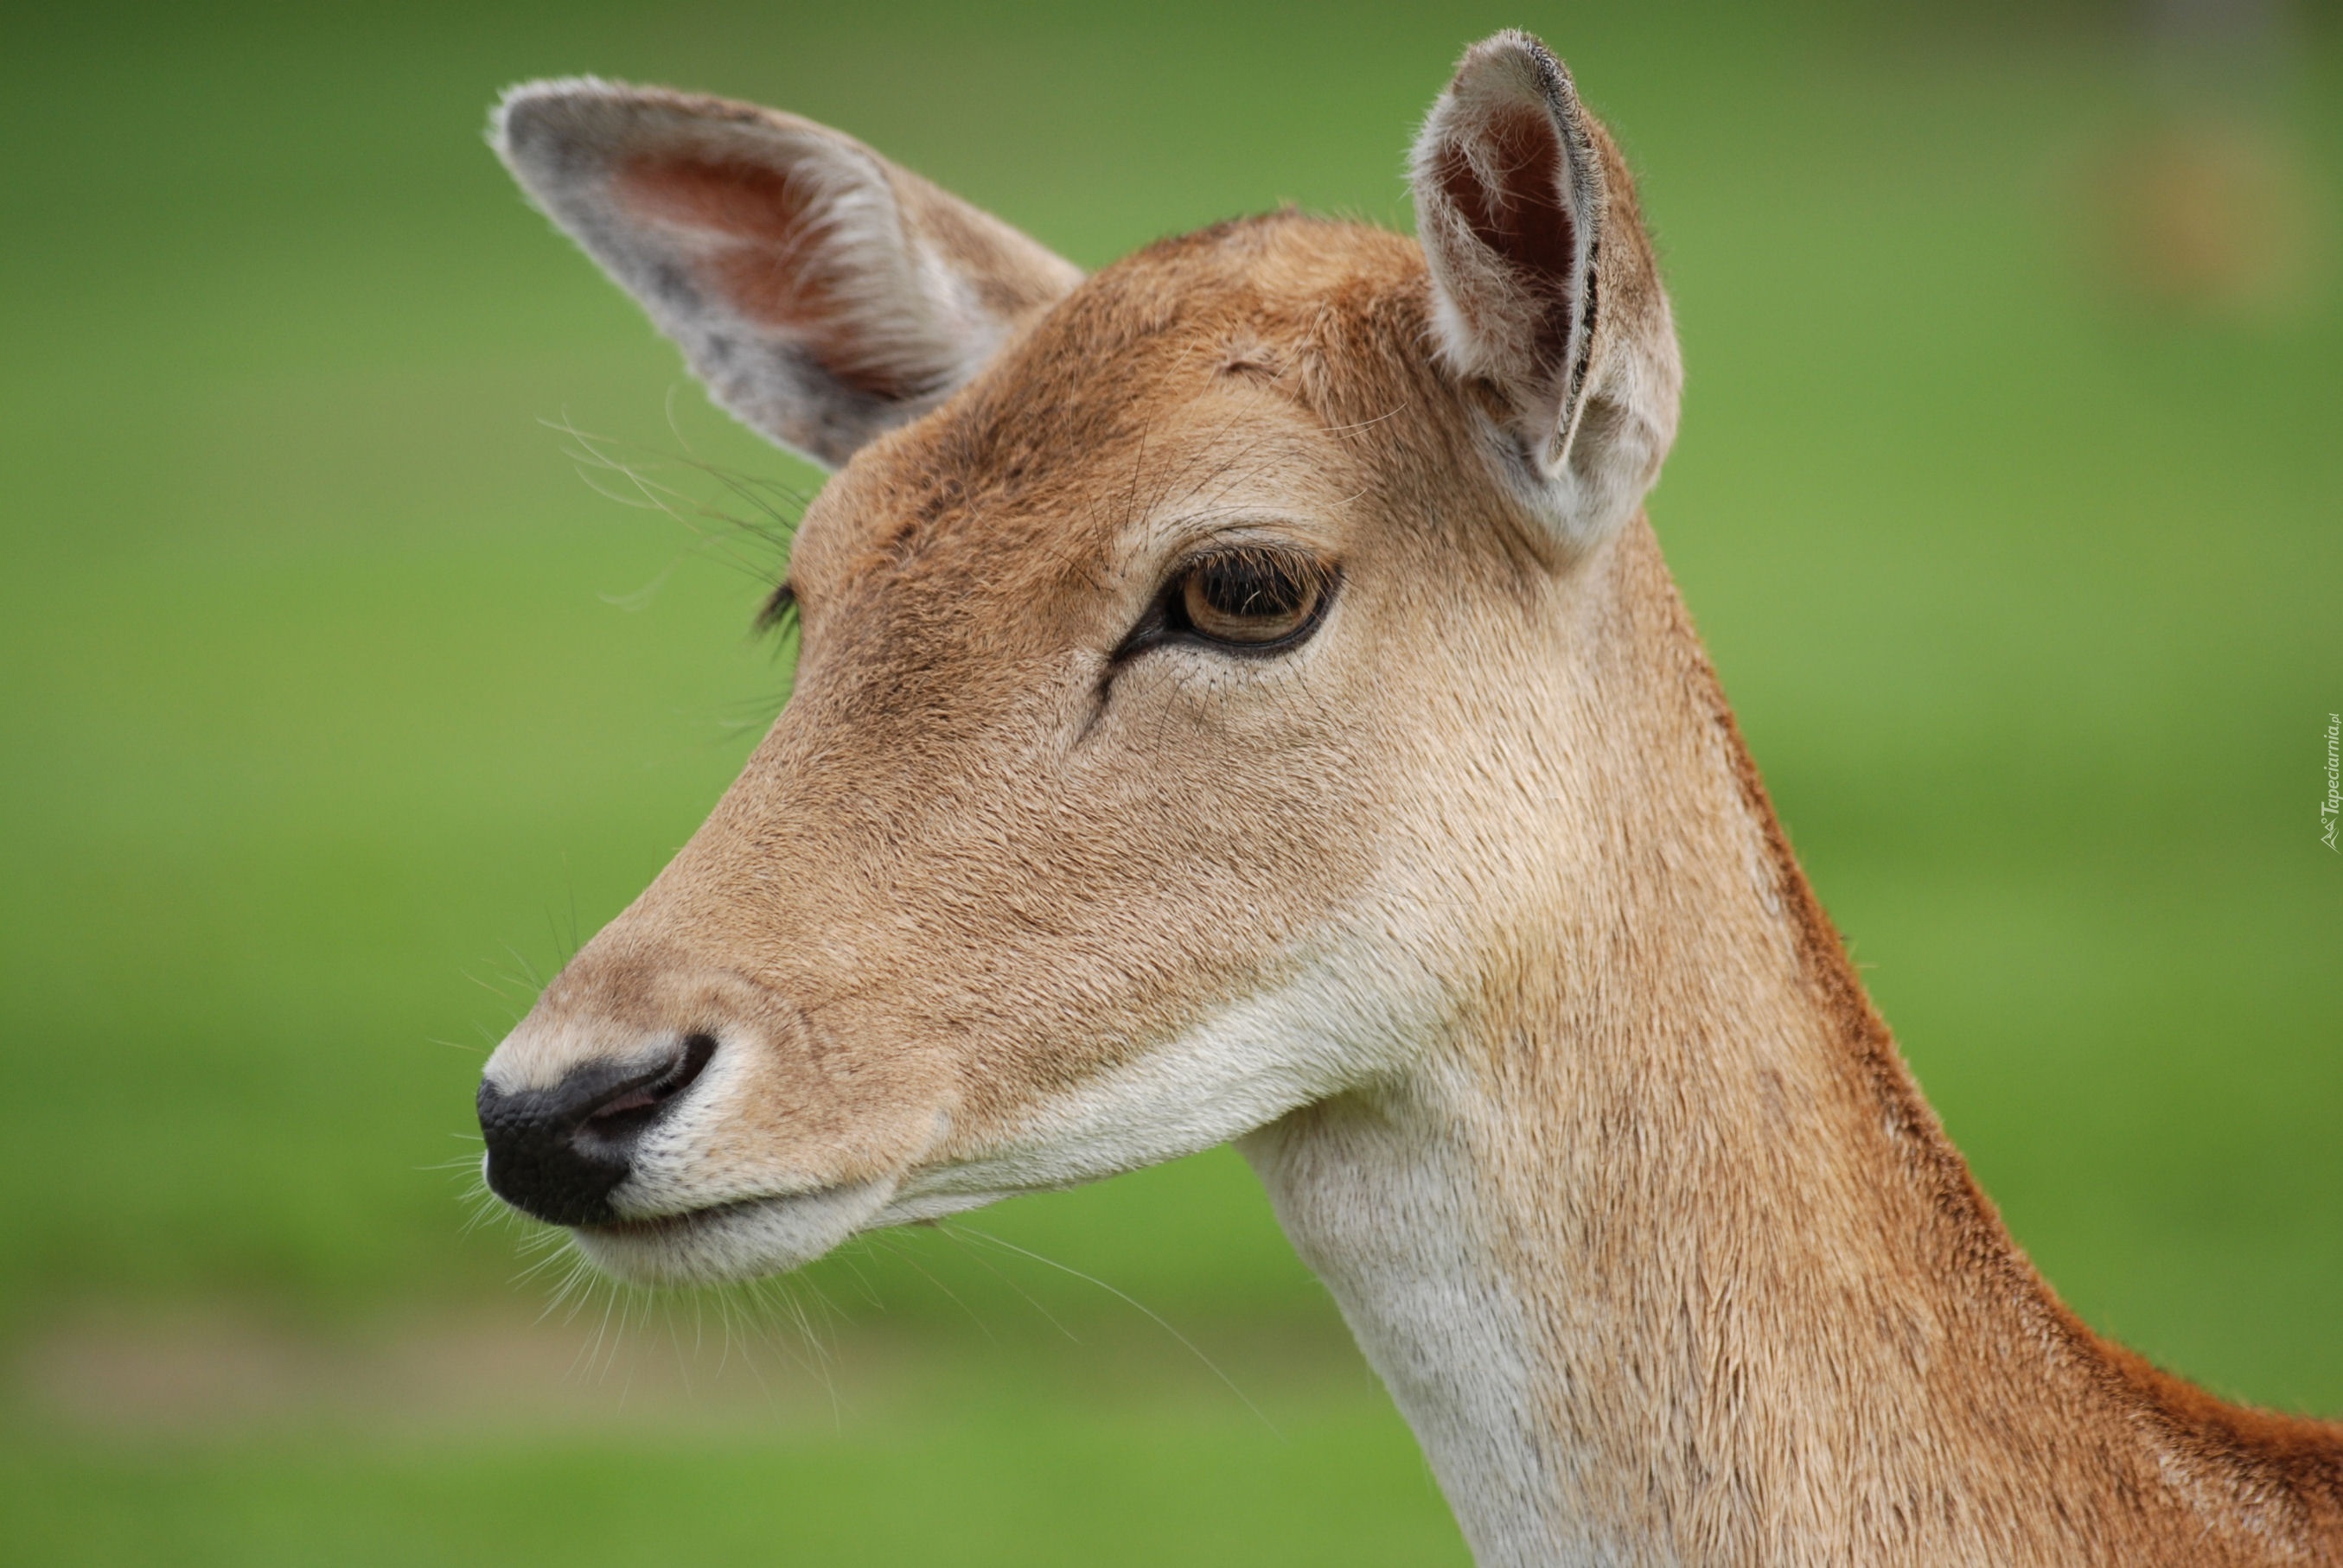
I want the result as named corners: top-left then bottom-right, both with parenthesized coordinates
top-left (1114, 547), bottom-right (1338, 661)
top-left (755, 580), bottom-right (801, 642)
top-left (761, 551), bottom-right (1336, 668)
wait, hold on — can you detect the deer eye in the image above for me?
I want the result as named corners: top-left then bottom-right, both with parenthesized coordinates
top-left (1168, 549), bottom-right (1335, 649)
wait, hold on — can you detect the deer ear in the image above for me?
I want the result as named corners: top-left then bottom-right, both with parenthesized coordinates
top-left (1410, 33), bottom-right (1681, 548)
top-left (494, 80), bottom-right (1084, 469)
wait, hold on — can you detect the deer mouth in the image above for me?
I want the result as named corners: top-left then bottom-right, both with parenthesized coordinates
top-left (577, 1194), bottom-right (769, 1240)
top-left (569, 1176), bottom-right (899, 1285)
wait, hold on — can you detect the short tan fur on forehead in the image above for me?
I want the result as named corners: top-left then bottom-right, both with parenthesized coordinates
top-left (788, 214), bottom-right (1456, 621)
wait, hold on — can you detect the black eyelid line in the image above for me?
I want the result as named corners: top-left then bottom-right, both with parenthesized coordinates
top-left (1113, 551), bottom-right (1341, 663)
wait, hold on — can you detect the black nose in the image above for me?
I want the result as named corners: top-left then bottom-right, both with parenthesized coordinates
top-left (476, 1034), bottom-right (717, 1226)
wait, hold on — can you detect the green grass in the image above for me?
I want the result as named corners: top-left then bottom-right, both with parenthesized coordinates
top-left (3, 1416), bottom-right (1465, 1568)
top-left (2, 0), bottom-right (2339, 1559)
top-left (2, 1323), bottom-right (1465, 1566)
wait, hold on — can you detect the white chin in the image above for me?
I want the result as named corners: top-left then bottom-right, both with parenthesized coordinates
top-left (570, 1176), bottom-right (898, 1286)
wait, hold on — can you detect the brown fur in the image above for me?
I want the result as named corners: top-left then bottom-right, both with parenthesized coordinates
top-left (484, 41), bottom-right (2341, 1565)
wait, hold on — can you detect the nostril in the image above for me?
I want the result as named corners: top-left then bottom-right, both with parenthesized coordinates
top-left (583, 1032), bottom-right (718, 1138)
top-left (477, 1034), bottom-right (720, 1227)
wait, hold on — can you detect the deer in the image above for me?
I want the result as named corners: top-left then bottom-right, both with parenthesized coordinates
top-left (474, 30), bottom-right (2343, 1565)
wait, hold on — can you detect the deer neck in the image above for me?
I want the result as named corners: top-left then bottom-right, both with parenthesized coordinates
top-left (1240, 519), bottom-right (2339, 1567)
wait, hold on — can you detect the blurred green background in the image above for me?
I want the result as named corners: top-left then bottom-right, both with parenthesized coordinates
top-left (3, 0), bottom-right (2337, 1561)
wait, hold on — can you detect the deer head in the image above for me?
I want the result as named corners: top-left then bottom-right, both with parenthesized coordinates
top-left (478, 31), bottom-right (1681, 1287)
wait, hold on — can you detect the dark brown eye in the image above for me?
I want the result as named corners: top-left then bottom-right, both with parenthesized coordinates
top-left (1172, 550), bottom-right (1332, 647)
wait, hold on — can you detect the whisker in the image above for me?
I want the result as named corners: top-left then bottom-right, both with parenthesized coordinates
top-left (948, 1224), bottom-right (1279, 1437)
top-left (933, 1225), bottom-right (1082, 1343)
top-left (870, 1232), bottom-right (999, 1347)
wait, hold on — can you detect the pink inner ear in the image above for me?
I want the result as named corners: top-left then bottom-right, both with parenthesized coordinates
top-left (1436, 105), bottom-right (1579, 373)
top-left (615, 154), bottom-right (912, 400)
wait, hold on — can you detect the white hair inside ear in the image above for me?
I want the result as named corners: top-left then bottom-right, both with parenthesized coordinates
top-left (1410, 32), bottom-right (1681, 551)
top-left (492, 79), bottom-right (1083, 470)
